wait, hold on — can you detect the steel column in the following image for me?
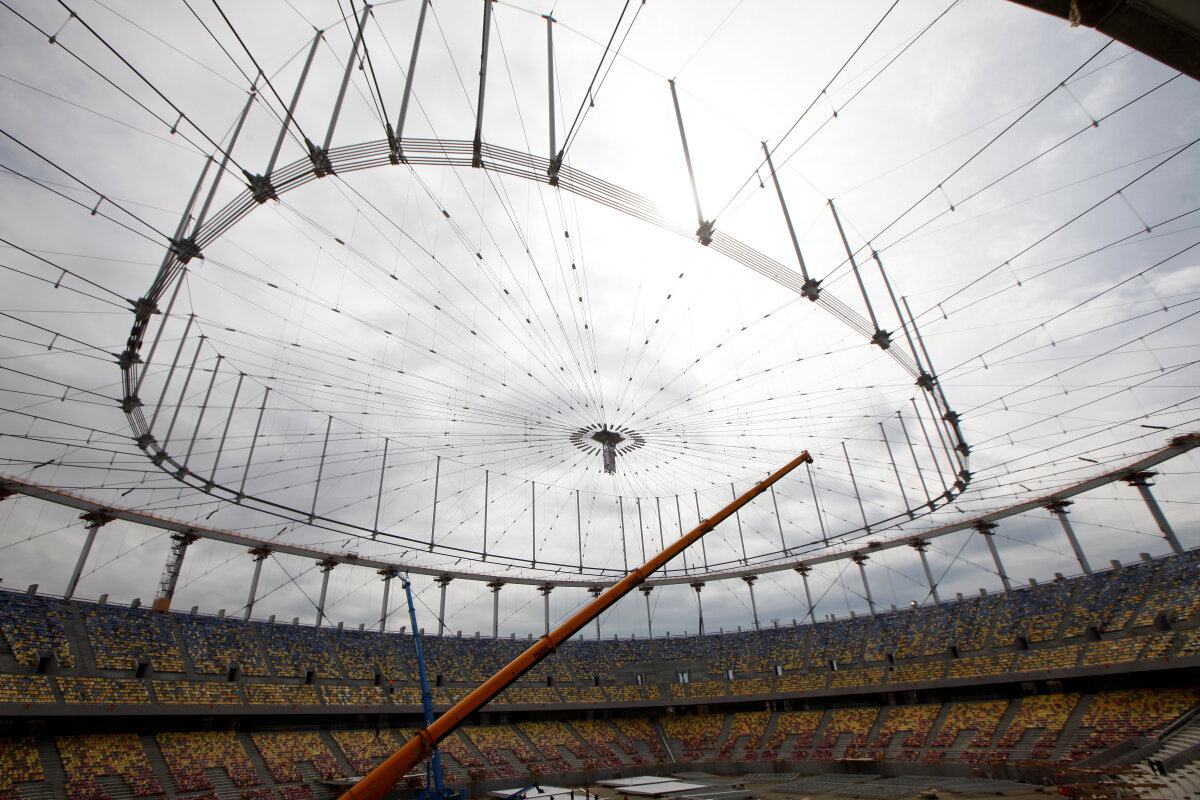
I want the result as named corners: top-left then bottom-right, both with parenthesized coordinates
top-left (852, 554), bottom-right (876, 615)
top-left (829, 199), bottom-right (885, 344)
top-left (806, 461), bottom-right (828, 545)
top-left (373, 439), bottom-right (388, 538)
top-left (310, 415), bottom-right (332, 521)
top-left (897, 409), bottom-right (932, 506)
top-left (65, 511), bottom-right (112, 600)
top-left (134, 268), bottom-right (187, 400)
top-left (209, 371), bottom-right (244, 485)
top-left (158, 330), bottom-right (202, 445)
top-left (315, 558), bottom-right (336, 627)
top-left (588, 586), bottom-right (602, 640)
top-left (1125, 472), bottom-right (1183, 554)
top-left (843, 441), bottom-right (871, 533)
top-left (976, 522), bottom-right (1011, 592)
top-left (245, 547), bottom-right (270, 621)
top-left (909, 539), bottom-right (940, 604)
top-left (193, 88), bottom-right (256, 235)
top-left (690, 581), bottom-right (705, 636)
top-left (656, 497), bottom-right (665, 550)
top-left (880, 422), bottom-right (911, 517)
top-left (379, 568), bottom-right (396, 632)
top-left (619, 497), bottom-right (628, 572)
top-left (321, 3), bottom-right (372, 154)
top-left (676, 495), bottom-right (689, 572)
top-left (636, 497), bottom-right (645, 561)
top-left (392, 0), bottom-right (428, 161)
top-left (538, 584), bottom-right (552, 635)
top-left (640, 585), bottom-right (653, 639)
top-left (732, 483), bottom-right (748, 563)
top-left (743, 575), bottom-right (760, 629)
top-left (762, 141), bottom-right (813, 287)
top-left (545, 14), bottom-right (556, 165)
top-left (795, 564), bottom-right (816, 625)
top-left (182, 354), bottom-right (221, 471)
top-left (488, 581), bottom-right (504, 638)
top-left (472, 0), bottom-right (494, 168)
top-left (435, 574), bottom-right (452, 636)
top-left (239, 388), bottom-right (270, 498)
top-left (770, 485), bottom-right (786, 554)
top-left (265, 31), bottom-right (322, 179)
top-left (1045, 500), bottom-right (1091, 574)
top-left (428, 455), bottom-right (440, 551)
top-left (911, 397), bottom-right (949, 495)
top-left (668, 79), bottom-right (713, 244)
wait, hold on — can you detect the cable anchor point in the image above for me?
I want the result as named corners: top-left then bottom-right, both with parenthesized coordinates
top-left (547, 151), bottom-right (564, 187)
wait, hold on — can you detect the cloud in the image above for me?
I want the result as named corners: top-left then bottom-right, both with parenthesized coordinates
top-left (1, 0), bottom-right (1197, 639)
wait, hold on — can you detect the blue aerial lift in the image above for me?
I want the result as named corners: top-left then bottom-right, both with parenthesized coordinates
top-left (401, 574), bottom-right (464, 800)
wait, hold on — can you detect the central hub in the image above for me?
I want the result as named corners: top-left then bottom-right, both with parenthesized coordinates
top-left (569, 424), bottom-right (646, 474)
top-left (591, 429), bottom-right (625, 474)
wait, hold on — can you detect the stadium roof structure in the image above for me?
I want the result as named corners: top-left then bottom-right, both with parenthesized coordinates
top-left (0, 0), bottom-right (1197, 638)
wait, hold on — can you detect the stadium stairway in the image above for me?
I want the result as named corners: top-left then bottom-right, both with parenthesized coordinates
top-left (714, 714), bottom-right (737, 760)
top-left (1118, 703), bottom-right (1200, 800)
top-left (925, 704), bottom-right (955, 751)
top-left (566, 721), bottom-right (599, 765)
top-left (296, 760), bottom-right (338, 798)
top-left (96, 774), bottom-right (135, 800)
top-left (248, 626), bottom-right (280, 679)
top-left (980, 600), bottom-right (1002, 652)
top-left (240, 732), bottom-right (280, 790)
top-left (34, 736), bottom-right (65, 798)
top-left (809, 710), bottom-right (832, 755)
top-left (993, 701), bottom-right (1022, 747)
top-left (1050, 695), bottom-right (1095, 762)
top-left (1123, 566), bottom-right (1162, 632)
top-left (0, 624), bottom-right (17, 673)
top-left (651, 718), bottom-right (675, 764)
top-left (168, 618), bottom-right (199, 677)
top-left (12, 781), bottom-right (59, 800)
top-left (203, 766), bottom-right (250, 800)
top-left (318, 730), bottom-right (355, 778)
top-left (1156, 706), bottom-right (1200, 800)
top-left (864, 709), bottom-right (888, 755)
top-left (139, 733), bottom-right (176, 796)
top-left (997, 727), bottom-right (1045, 763)
top-left (942, 728), bottom-right (982, 763)
top-left (459, 730), bottom-right (490, 769)
top-left (758, 714), bottom-right (782, 759)
top-left (65, 603), bottom-right (96, 672)
top-left (882, 728), bottom-right (911, 761)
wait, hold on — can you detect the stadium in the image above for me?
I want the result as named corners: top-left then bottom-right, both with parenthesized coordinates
top-left (1, 1), bottom-right (1199, 799)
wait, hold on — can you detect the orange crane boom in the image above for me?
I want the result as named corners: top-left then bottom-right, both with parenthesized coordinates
top-left (338, 450), bottom-right (814, 800)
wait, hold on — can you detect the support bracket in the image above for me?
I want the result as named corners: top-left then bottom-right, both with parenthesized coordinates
top-left (547, 151), bottom-right (564, 186)
top-left (305, 138), bottom-right (334, 177)
top-left (244, 171), bottom-right (278, 204)
top-left (170, 237), bottom-right (203, 264)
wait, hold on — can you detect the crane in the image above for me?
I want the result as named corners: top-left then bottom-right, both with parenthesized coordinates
top-left (340, 451), bottom-right (813, 800)
top-left (401, 573), bottom-right (463, 800)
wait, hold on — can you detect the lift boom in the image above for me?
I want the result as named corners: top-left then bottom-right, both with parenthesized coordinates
top-left (338, 450), bottom-right (813, 800)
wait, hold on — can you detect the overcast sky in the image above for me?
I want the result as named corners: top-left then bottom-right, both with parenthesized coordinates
top-left (1, 0), bottom-right (1198, 640)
